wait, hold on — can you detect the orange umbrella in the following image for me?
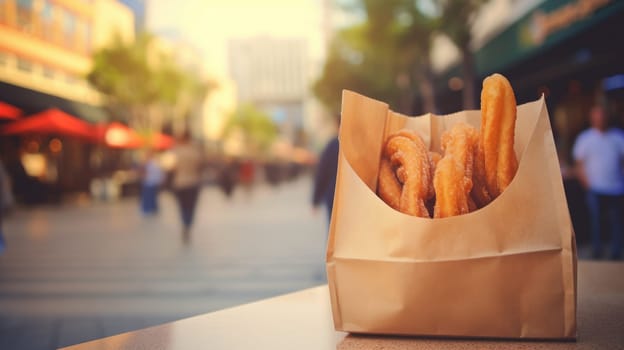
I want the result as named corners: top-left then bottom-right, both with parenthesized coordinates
top-left (0, 108), bottom-right (94, 139)
top-left (0, 101), bottom-right (22, 120)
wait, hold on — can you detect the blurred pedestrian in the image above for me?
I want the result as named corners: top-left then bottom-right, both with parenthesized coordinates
top-left (239, 158), bottom-right (255, 194)
top-left (218, 158), bottom-right (237, 199)
top-left (573, 105), bottom-right (624, 260)
top-left (171, 131), bottom-right (203, 244)
top-left (140, 150), bottom-right (164, 215)
top-left (0, 159), bottom-right (13, 254)
top-left (312, 133), bottom-right (339, 225)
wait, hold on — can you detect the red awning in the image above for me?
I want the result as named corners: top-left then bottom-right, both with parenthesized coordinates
top-left (0, 101), bottom-right (22, 120)
top-left (0, 108), bottom-right (94, 139)
top-left (150, 133), bottom-right (175, 150)
top-left (95, 123), bottom-right (175, 150)
top-left (94, 122), bottom-right (144, 149)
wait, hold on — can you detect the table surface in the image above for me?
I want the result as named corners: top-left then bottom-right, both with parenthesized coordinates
top-left (61, 261), bottom-right (624, 350)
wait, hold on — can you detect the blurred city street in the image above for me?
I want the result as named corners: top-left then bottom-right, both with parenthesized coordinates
top-left (0, 175), bottom-right (327, 349)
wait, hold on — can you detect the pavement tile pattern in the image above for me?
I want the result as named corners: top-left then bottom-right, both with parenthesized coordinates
top-left (0, 176), bottom-right (328, 349)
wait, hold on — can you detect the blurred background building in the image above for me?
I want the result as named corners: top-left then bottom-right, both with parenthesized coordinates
top-left (320, 0), bottom-right (623, 247)
top-left (227, 37), bottom-right (308, 146)
top-left (0, 0), bottom-right (135, 199)
top-left (148, 31), bottom-right (208, 139)
top-left (1, 1), bottom-right (623, 348)
top-left (118, 0), bottom-right (146, 35)
top-left (0, 0), bottom-right (134, 118)
top-left (433, 0), bottom-right (623, 144)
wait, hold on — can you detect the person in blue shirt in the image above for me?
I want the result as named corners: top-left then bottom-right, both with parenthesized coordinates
top-left (573, 105), bottom-right (624, 260)
top-left (140, 151), bottom-right (164, 215)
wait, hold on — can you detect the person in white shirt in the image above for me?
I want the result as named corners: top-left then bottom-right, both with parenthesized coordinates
top-left (573, 105), bottom-right (624, 260)
top-left (171, 132), bottom-right (203, 244)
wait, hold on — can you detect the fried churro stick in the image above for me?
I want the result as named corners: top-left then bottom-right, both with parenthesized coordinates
top-left (396, 151), bottom-right (440, 207)
top-left (428, 151), bottom-right (442, 174)
top-left (385, 135), bottom-right (431, 217)
top-left (481, 73), bottom-right (518, 198)
top-left (433, 123), bottom-right (477, 217)
top-left (389, 129), bottom-right (436, 200)
top-left (433, 155), bottom-right (470, 218)
top-left (471, 140), bottom-right (492, 208)
top-left (377, 158), bottom-right (401, 210)
top-left (441, 123), bottom-right (477, 192)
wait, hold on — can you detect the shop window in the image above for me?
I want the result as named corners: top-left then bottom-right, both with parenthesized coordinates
top-left (84, 23), bottom-right (92, 52)
top-left (41, 0), bottom-right (53, 26)
top-left (16, 0), bottom-right (34, 33)
top-left (43, 66), bottom-right (55, 79)
top-left (63, 10), bottom-right (76, 49)
top-left (51, 7), bottom-right (63, 45)
top-left (0, 0), bottom-right (7, 24)
top-left (75, 19), bottom-right (90, 54)
top-left (17, 57), bottom-right (32, 72)
top-left (65, 74), bottom-right (77, 85)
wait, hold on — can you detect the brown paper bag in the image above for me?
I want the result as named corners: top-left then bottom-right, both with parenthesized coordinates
top-left (326, 90), bottom-right (577, 339)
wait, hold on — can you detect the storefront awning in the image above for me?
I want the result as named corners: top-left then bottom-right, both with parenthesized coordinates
top-left (0, 108), bottom-right (95, 140)
top-left (475, 0), bottom-right (624, 77)
top-left (0, 101), bottom-right (22, 119)
top-left (0, 81), bottom-right (110, 124)
top-left (94, 122), bottom-right (144, 149)
top-left (93, 122), bottom-right (175, 150)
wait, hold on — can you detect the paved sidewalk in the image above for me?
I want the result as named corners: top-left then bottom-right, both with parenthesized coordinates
top-left (0, 176), bottom-right (328, 349)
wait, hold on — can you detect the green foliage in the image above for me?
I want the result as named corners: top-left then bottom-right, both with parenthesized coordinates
top-left (87, 32), bottom-right (211, 129)
top-left (435, 0), bottom-right (490, 109)
top-left (223, 104), bottom-right (278, 154)
top-left (88, 33), bottom-right (158, 107)
top-left (314, 24), bottom-right (402, 113)
top-left (436, 0), bottom-right (489, 48)
top-left (313, 0), bottom-right (491, 112)
top-left (313, 0), bottom-right (439, 113)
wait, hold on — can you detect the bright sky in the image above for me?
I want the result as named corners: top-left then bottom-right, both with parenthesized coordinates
top-left (147, 0), bottom-right (328, 79)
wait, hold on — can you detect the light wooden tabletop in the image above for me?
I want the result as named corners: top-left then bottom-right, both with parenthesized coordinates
top-left (61, 261), bottom-right (624, 350)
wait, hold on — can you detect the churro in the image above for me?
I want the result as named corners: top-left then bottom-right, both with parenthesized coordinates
top-left (433, 123), bottom-right (477, 218)
top-left (377, 158), bottom-right (402, 210)
top-left (377, 131), bottom-right (431, 217)
top-left (480, 73), bottom-right (518, 198)
top-left (375, 73), bottom-right (519, 218)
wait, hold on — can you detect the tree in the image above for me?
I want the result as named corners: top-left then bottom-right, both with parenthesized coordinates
top-left (313, 0), bottom-right (439, 114)
top-left (222, 104), bottom-right (278, 156)
top-left (87, 33), bottom-right (210, 135)
top-left (393, 0), bottom-right (439, 113)
top-left (314, 23), bottom-right (402, 114)
top-left (436, 0), bottom-right (490, 110)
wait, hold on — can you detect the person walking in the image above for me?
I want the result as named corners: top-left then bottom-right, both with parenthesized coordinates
top-left (0, 159), bottom-right (13, 254)
top-left (312, 135), bottom-right (339, 226)
top-left (573, 105), bottom-right (624, 260)
top-left (171, 131), bottom-right (203, 244)
top-left (140, 151), bottom-right (164, 215)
